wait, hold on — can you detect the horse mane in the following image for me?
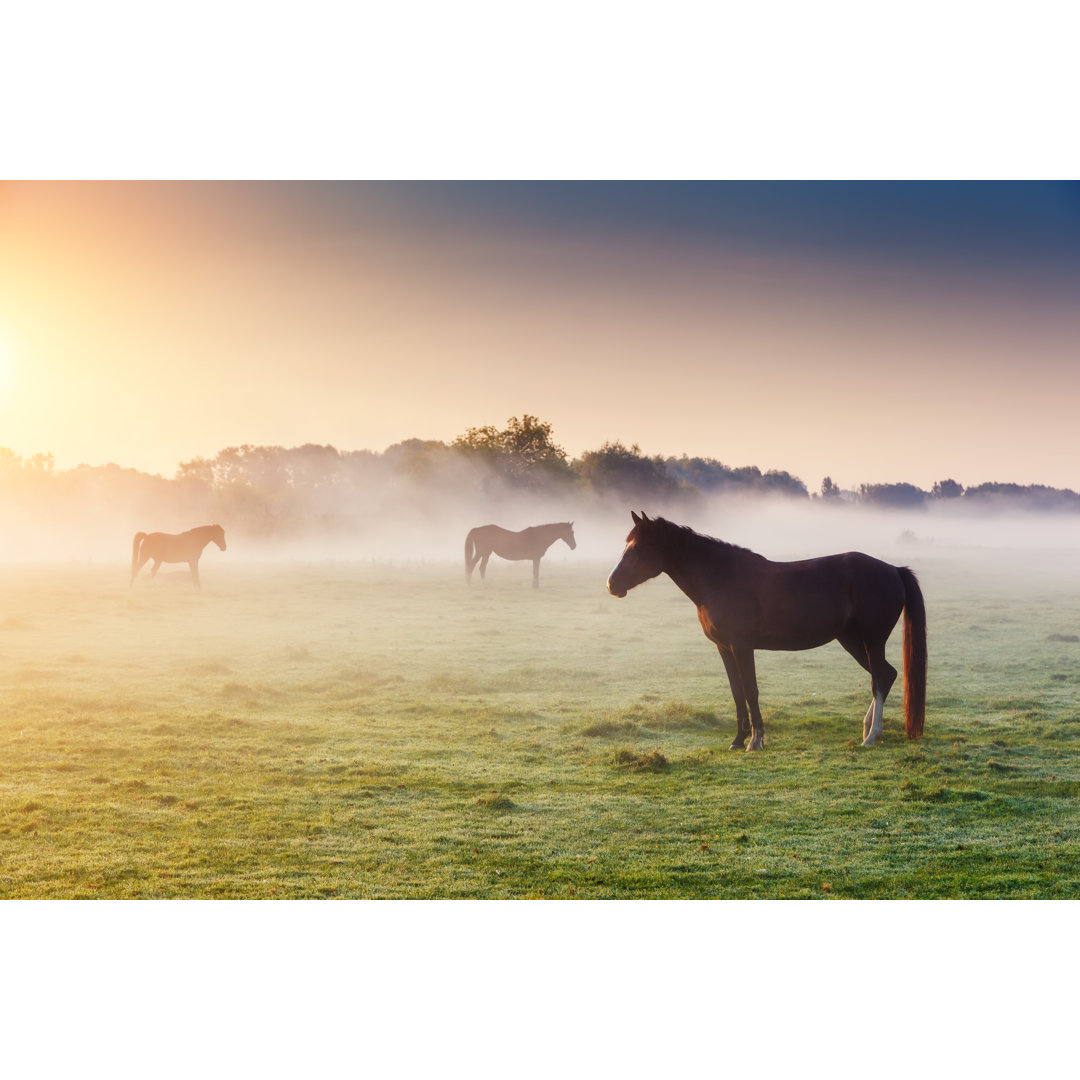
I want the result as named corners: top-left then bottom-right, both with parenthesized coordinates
top-left (648, 516), bottom-right (760, 557)
top-left (525, 521), bottom-right (571, 533)
top-left (648, 516), bottom-right (764, 563)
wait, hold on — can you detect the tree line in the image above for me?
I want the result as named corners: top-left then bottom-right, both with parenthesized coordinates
top-left (3, 416), bottom-right (1080, 550)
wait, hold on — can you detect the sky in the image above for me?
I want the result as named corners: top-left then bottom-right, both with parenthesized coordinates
top-left (1, 180), bottom-right (1079, 493)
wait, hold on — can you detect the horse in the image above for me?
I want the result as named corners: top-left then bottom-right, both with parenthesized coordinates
top-left (465, 522), bottom-right (576, 587)
top-left (606, 512), bottom-right (926, 750)
top-left (130, 524), bottom-right (227, 589)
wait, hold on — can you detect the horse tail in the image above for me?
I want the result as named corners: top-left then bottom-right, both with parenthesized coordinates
top-left (899, 566), bottom-right (927, 739)
top-left (131, 532), bottom-right (148, 583)
top-left (464, 528), bottom-right (477, 582)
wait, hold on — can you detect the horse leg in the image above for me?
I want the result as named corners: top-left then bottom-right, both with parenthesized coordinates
top-left (150, 559), bottom-right (162, 579)
top-left (131, 553), bottom-right (151, 584)
top-left (837, 635), bottom-right (876, 741)
top-left (532, 558), bottom-right (540, 588)
top-left (862, 640), bottom-right (897, 746)
top-left (189, 560), bottom-right (201, 589)
top-left (733, 645), bottom-right (765, 751)
top-left (717, 645), bottom-right (753, 750)
top-left (478, 551), bottom-right (491, 587)
top-left (839, 634), bottom-right (896, 745)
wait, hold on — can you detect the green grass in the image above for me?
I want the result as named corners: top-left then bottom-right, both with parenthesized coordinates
top-left (3, 551), bottom-right (1080, 898)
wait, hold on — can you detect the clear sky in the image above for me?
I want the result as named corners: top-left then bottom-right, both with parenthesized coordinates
top-left (1, 180), bottom-right (1078, 492)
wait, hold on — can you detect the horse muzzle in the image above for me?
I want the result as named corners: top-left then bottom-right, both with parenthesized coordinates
top-left (606, 575), bottom-right (627, 598)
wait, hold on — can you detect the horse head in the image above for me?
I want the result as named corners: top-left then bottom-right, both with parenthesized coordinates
top-left (212, 524), bottom-right (227, 551)
top-left (607, 511), bottom-right (664, 597)
top-left (561, 521), bottom-right (577, 550)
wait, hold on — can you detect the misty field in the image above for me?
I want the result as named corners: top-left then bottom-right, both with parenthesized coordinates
top-left (3, 547), bottom-right (1080, 899)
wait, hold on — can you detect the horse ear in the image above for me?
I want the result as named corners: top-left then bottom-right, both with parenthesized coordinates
top-left (631, 511), bottom-right (641, 525)
top-left (641, 511), bottom-right (650, 523)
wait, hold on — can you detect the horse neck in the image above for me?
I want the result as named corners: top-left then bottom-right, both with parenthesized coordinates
top-left (659, 528), bottom-right (740, 606)
top-left (534, 524), bottom-right (565, 545)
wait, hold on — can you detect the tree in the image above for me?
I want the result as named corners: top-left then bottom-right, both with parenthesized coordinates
top-left (453, 415), bottom-right (573, 488)
top-left (757, 468), bottom-right (809, 498)
top-left (666, 456), bottom-right (807, 498)
top-left (820, 476), bottom-right (841, 500)
top-left (857, 482), bottom-right (928, 509)
top-left (577, 441), bottom-right (680, 500)
top-left (931, 478), bottom-right (964, 499)
top-left (963, 482), bottom-right (1080, 511)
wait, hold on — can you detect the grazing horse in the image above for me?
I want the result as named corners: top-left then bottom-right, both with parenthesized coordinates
top-left (606, 512), bottom-right (926, 750)
top-left (465, 522), bottom-right (576, 587)
top-left (131, 524), bottom-right (227, 589)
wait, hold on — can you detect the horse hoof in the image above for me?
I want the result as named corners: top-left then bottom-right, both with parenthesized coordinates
top-left (728, 740), bottom-right (746, 751)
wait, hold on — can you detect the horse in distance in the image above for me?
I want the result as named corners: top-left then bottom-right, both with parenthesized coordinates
top-left (465, 522), bottom-right (576, 587)
top-left (606, 512), bottom-right (926, 750)
top-left (131, 524), bottom-right (227, 589)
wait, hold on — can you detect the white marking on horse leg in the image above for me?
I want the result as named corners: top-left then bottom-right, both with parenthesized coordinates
top-left (862, 700), bottom-right (875, 741)
top-left (862, 691), bottom-right (885, 746)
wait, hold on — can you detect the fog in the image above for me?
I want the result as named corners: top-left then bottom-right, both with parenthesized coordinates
top-left (5, 462), bottom-right (1080, 589)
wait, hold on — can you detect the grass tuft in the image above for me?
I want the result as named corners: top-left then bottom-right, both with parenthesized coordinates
top-left (476, 792), bottom-right (517, 812)
top-left (611, 748), bottom-right (670, 772)
top-left (621, 702), bottom-right (722, 731)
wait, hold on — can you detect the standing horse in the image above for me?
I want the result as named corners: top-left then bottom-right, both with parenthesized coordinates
top-left (465, 522), bottom-right (576, 587)
top-left (606, 512), bottom-right (926, 749)
top-left (131, 524), bottom-right (227, 589)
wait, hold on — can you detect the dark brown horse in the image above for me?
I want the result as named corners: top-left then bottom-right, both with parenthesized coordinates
top-left (606, 512), bottom-right (926, 750)
top-left (131, 524), bottom-right (226, 589)
top-left (465, 522), bottom-right (576, 587)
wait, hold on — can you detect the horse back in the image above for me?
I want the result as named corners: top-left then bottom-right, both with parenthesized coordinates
top-left (699, 550), bottom-right (906, 650)
top-left (138, 527), bottom-right (219, 563)
top-left (474, 524), bottom-right (530, 560)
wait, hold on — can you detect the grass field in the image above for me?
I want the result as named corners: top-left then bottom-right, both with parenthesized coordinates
top-left (3, 546), bottom-right (1080, 899)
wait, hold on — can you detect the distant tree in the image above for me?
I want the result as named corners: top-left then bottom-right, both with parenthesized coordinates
top-left (453, 415), bottom-right (573, 489)
top-left (931, 478), bottom-right (964, 499)
top-left (0, 448), bottom-right (55, 478)
top-left (452, 425), bottom-right (501, 460)
top-left (577, 441), bottom-right (680, 500)
top-left (0, 447), bottom-right (58, 501)
top-left (27, 452), bottom-right (56, 474)
top-left (963, 482), bottom-right (1080, 511)
top-left (175, 444), bottom-right (355, 534)
top-left (857, 482), bottom-right (929, 509)
top-left (176, 456), bottom-right (216, 487)
top-left (665, 455), bottom-right (738, 491)
top-left (757, 469), bottom-right (809, 498)
top-left (383, 439), bottom-right (450, 474)
top-left (664, 456), bottom-right (807, 498)
top-left (820, 476), bottom-right (841, 500)
top-left (277, 444), bottom-right (343, 489)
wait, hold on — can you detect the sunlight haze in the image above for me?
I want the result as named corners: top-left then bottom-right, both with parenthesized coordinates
top-left (2, 180), bottom-right (1078, 492)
